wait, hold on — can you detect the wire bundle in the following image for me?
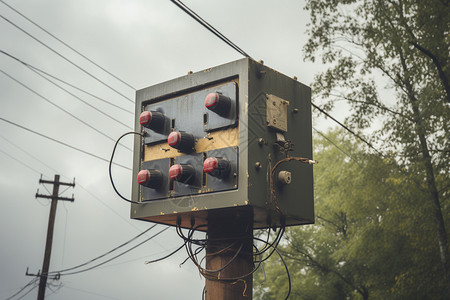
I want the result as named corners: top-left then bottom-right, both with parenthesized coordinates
top-left (155, 221), bottom-right (292, 300)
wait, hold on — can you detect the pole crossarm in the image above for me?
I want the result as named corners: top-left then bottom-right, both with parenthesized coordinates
top-left (35, 193), bottom-right (74, 202)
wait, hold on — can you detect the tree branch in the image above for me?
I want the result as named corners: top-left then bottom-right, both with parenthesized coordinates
top-left (409, 41), bottom-right (450, 103)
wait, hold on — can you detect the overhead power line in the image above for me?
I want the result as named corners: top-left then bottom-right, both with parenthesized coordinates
top-left (0, 50), bottom-right (133, 115)
top-left (0, 133), bottom-right (148, 233)
top-left (169, 0), bottom-right (383, 157)
top-left (0, 0), bottom-right (136, 91)
top-left (27, 62), bottom-right (133, 129)
top-left (48, 226), bottom-right (170, 276)
top-left (47, 224), bottom-right (158, 275)
top-left (5, 278), bottom-right (38, 300)
top-left (311, 102), bottom-right (383, 156)
top-left (0, 147), bottom-right (42, 175)
top-left (0, 116), bottom-right (131, 171)
top-left (169, 0), bottom-right (253, 59)
top-left (0, 68), bottom-right (132, 151)
top-left (0, 14), bottom-right (134, 103)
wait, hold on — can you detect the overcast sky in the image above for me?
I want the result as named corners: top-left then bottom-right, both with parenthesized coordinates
top-left (0, 1), bottom-right (333, 299)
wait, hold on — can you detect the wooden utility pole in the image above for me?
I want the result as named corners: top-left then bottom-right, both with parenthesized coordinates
top-left (35, 175), bottom-right (74, 300)
top-left (205, 209), bottom-right (253, 300)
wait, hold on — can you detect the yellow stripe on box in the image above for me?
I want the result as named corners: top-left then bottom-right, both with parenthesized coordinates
top-left (144, 127), bottom-right (239, 161)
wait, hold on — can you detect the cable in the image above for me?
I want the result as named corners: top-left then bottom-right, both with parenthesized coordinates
top-left (167, 0), bottom-right (382, 159)
top-left (0, 68), bottom-right (132, 151)
top-left (277, 247), bottom-right (291, 300)
top-left (253, 236), bottom-right (291, 299)
top-left (0, 49), bottom-right (132, 128)
top-left (15, 284), bottom-right (38, 300)
top-left (25, 62), bottom-right (133, 130)
top-left (169, 0), bottom-right (252, 59)
top-left (311, 102), bottom-right (383, 156)
top-left (0, 14), bottom-right (134, 103)
top-left (0, 134), bottom-right (59, 174)
top-left (144, 242), bottom-right (186, 264)
top-left (0, 147), bottom-right (41, 174)
top-left (0, 0), bottom-right (136, 91)
top-left (109, 131), bottom-right (143, 203)
top-left (0, 116), bottom-right (131, 170)
top-left (0, 50), bottom-right (133, 115)
top-left (47, 224), bottom-right (158, 275)
top-left (57, 226), bottom-right (169, 276)
top-left (5, 278), bottom-right (38, 300)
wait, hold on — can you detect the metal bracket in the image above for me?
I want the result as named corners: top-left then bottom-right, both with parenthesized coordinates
top-left (266, 94), bottom-right (289, 132)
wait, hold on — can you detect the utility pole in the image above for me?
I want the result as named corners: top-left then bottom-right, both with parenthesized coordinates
top-left (35, 175), bottom-right (75, 300)
top-left (204, 209), bottom-right (253, 299)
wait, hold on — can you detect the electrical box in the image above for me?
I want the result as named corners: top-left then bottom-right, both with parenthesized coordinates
top-left (131, 58), bottom-right (314, 230)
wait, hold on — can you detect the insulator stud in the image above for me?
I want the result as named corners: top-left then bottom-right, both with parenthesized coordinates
top-left (168, 131), bottom-right (195, 152)
top-left (169, 164), bottom-right (196, 184)
top-left (203, 157), bottom-right (230, 178)
top-left (137, 169), bottom-right (163, 189)
top-left (139, 111), bottom-right (166, 131)
top-left (204, 93), bottom-right (231, 115)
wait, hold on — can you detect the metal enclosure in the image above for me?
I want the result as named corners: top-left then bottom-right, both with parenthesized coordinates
top-left (131, 58), bottom-right (314, 230)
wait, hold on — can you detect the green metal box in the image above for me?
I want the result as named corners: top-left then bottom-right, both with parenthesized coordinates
top-left (131, 58), bottom-right (314, 230)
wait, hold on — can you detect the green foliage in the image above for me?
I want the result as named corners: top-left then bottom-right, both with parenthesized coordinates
top-left (303, 0), bottom-right (450, 296)
top-left (256, 0), bottom-right (450, 297)
top-left (254, 130), bottom-right (449, 299)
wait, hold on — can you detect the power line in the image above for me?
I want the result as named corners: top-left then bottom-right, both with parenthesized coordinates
top-left (0, 68), bottom-right (132, 151)
top-left (168, 0), bottom-right (383, 157)
top-left (169, 0), bottom-right (252, 59)
top-left (312, 127), bottom-right (365, 169)
top-left (0, 134), bottom-right (60, 174)
top-left (0, 49), bottom-right (133, 115)
top-left (0, 133), bottom-right (150, 234)
top-left (0, 147), bottom-right (42, 175)
top-left (25, 61), bottom-right (133, 130)
top-left (311, 102), bottom-right (383, 156)
top-left (47, 224), bottom-right (158, 275)
top-left (50, 226), bottom-right (170, 276)
top-left (0, 116), bottom-right (131, 171)
top-left (0, 14), bottom-right (134, 103)
top-left (5, 278), bottom-right (38, 300)
top-left (0, 0), bottom-right (136, 91)
top-left (63, 285), bottom-right (120, 300)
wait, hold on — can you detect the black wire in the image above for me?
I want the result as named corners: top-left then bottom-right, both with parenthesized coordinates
top-left (0, 0), bottom-right (136, 91)
top-left (5, 278), bottom-right (38, 300)
top-left (48, 224), bottom-right (157, 275)
top-left (145, 242), bottom-right (186, 264)
top-left (311, 102), bottom-right (383, 156)
top-left (53, 226), bottom-right (169, 276)
top-left (0, 148), bottom-right (41, 175)
top-left (15, 283), bottom-right (38, 300)
top-left (275, 246), bottom-right (291, 300)
top-left (169, 0), bottom-right (253, 59)
top-left (0, 116), bottom-right (131, 170)
top-left (25, 62), bottom-right (133, 129)
top-left (0, 49), bottom-right (133, 114)
top-left (253, 236), bottom-right (291, 299)
top-left (256, 226), bottom-right (286, 263)
top-left (0, 68), bottom-right (132, 151)
top-left (109, 131), bottom-right (143, 203)
top-left (0, 14), bottom-right (134, 103)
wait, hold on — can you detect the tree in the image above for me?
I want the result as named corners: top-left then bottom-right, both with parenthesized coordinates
top-left (304, 0), bottom-right (450, 293)
top-left (254, 130), bottom-right (448, 299)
